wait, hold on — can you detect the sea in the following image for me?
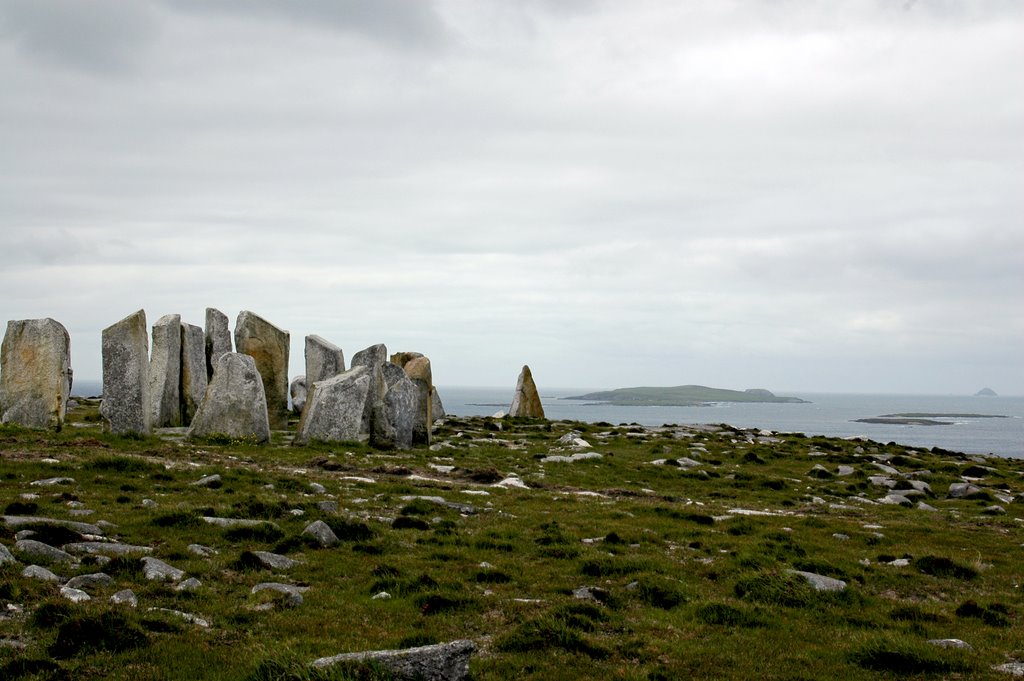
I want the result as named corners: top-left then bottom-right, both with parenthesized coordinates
top-left (70, 380), bottom-right (1024, 459)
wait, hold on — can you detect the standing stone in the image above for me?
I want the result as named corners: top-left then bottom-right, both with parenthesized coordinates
top-left (290, 376), bottom-right (307, 414)
top-left (180, 322), bottom-right (207, 426)
top-left (351, 344), bottom-right (388, 435)
top-left (371, 362), bottom-right (416, 450)
top-left (509, 365), bottom-right (544, 418)
top-left (392, 353), bottom-right (433, 445)
top-left (204, 308), bottom-right (232, 381)
top-left (294, 366), bottom-right (371, 445)
top-left (351, 343), bottom-right (387, 370)
top-left (234, 311), bottom-right (290, 429)
top-left (305, 335), bottom-right (345, 387)
top-left (148, 314), bottom-right (182, 428)
top-left (432, 389), bottom-right (445, 421)
top-left (0, 318), bottom-right (72, 430)
top-left (187, 353), bottom-right (270, 444)
top-left (100, 310), bottom-right (150, 435)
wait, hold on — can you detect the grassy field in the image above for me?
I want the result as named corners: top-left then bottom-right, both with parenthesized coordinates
top-left (1, 399), bottom-right (1022, 680)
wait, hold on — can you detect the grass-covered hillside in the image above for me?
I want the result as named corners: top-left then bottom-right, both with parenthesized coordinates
top-left (1, 399), bottom-right (1023, 680)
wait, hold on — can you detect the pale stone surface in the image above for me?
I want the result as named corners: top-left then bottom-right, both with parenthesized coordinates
top-left (142, 556), bottom-right (185, 581)
top-left (180, 322), bottom-right (208, 426)
top-left (302, 520), bottom-right (339, 547)
top-left (249, 551), bottom-right (298, 570)
top-left (312, 639), bottom-right (476, 681)
top-left (65, 573), bottom-right (114, 591)
top-left (789, 570), bottom-right (847, 592)
top-left (0, 318), bottom-right (72, 430)
top-left (63, 542), bottom-right (152, 556)
top-left (305, 335), bottom-right (345, 388)
top-left (391, 354), bottom-right (433, 445)
top-left (1, 515), bottom-right (103, 535)
top-left (204, 308), bottom-right (232, 380)
top-left (60, 586), bottom-right (91, 603)
top-left (0, 542), bottom-right (16, 566)
top-left (148, 314), bottom-right (182, 428)
top-left (290, 375), bottom-right (307, 414)
top-left (432, 388), bottom-right (445, 420)
top-left (22, 565), bottom-right (60, 581)
top-left (14, 540), bottom-right (75, 565)
top-left (187, 353), bottom-right (270, 444)
top-left (509, 364), bottom-right (544, 418)
top-left (351, 343), bottom-right (387, 369)
top-left (295, 366), bottom-right (371, 445)
top-left (234, 311), bottom-right (290, 428)
top-left (110, 589), bottom-right (138, 607)
top-left (100, 310), bottom-right (151, 435)
top-left (371, 362), bottom-right (415, 450)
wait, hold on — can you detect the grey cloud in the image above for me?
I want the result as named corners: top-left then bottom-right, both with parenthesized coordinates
top-left (0, 0), bottom-right (158, 73)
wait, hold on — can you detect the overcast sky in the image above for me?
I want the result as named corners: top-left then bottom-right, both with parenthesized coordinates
top-left (1, 0), bottom-right (1021, 395)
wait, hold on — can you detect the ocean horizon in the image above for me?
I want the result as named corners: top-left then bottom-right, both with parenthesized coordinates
top-left (70, 380), bottom-right (1023, 458)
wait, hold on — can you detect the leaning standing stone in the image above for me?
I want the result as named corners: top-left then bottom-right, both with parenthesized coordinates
top-left (187, 353), bottom-right (270, 444)
top-left (0, 318), bottom-right (72, 430)
top-left (234, 311), bottom-right (290, 429)
top-left (432, 389), bottom-right (445, 421)
top-left (371, 363), bottom-right (416, 450)
top-left (305, 335), bottom-right (345, 387)
top-left (403, 356), bottom-right (433, 445)
top-left (204, 308), bottom-right (232, 380)
top-left (180, 322), bottom-right (207, 426)
top-left (100, 310), bottom-right (151, 435)
top-left (509, 365), bottom-right (544, 418)
top-left (148, 314), bottom-right (182, 428)
top-left (295, 366), bottom-right (371, 445)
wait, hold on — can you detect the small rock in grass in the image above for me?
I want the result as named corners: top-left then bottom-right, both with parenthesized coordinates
top-left (309, 482), bottom-right (327, 494)
top-left (22, 565), bottom-right (60, 581)
top-left (789, 570), bottom-right (846, 592)
top-left (14, 539), bottom-right (76, 565)
top-left (191, 474), bottom-right (221, 488)
top-left (29, 477), bottom-right (76, 486)
top-left (142, 499), bottom-right (158, 508)
top-left (188, 544), bottom-right (218, 557)
top-left (248, 551), bottom-right (298, 570)
top-left (60, 586), bottom-right (91, 603)
top-left (110, 589), bottom-right (138, 607)
top-left (917, 502), bottom-right (938, 512)
top-left (832, 533), bottom-right (850, 541)
top-left (836, 465), bottom-right (856, 477)
top-left (302, 520), bottom-right (339, 547)
top-left (175, 578), bottom-right (202, 592)
top-left (316, 501), bottom-right (339, 514)
top-left (312, 639), bottom-right (476, 681)
top-left (148, 607), bottom-right (209, 628)
top-left (141, 556), bottom-right (185, 581)
top-left (948, 482), bottom-right (982, 499)
top-left (372, 591), bottom-right (392, 600)
top-left (982, 505), bottom-right (1006, 515)
top-left (993, 662), bottom-right (1024, 676)
top-left (65, 573), bottom-right (113, 591)
top-left (928, 639), bottom-right (973, 650)
top-left (0, 543), bottom-right (17, 566)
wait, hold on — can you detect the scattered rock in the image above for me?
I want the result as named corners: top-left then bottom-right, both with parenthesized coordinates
top-left (994, 662), bottom-right (1024, 677)
top-left (247, 551), bottom-right (298, 571)
top-left (63, 542), bottom-right (152, 557)
top-left (789, 570), bottom-right (846, 592)
top-left (191, 474), bottom-right (222, 487)
top-left (302, 520), bottom-right (339, 547)
top-left (948, 482), bottom-right (982, 499)
top-left (541, 452), bottom-right (603, 463)
top-left (0, 543), bottom-right (16, 566)
top-left (927, 638), bottom-right (973, 650)
top-left (372, 591), bottom-right (392, 600)
top-left (22, 565), bottom-right (61, 582)
top-left (305, 335), bottom-right (346, 389)
top-left (65, 573), bottom-right (114, 591)
top-left (1, 516), bottom-right (103, 536)
top-left (29, 477), bottom-right (76, 486)
top-left (60, 586), bottom-right (91, 603)
top-left (175, 578), bottom-right (202, 592)
top-left (110, 589), bottom-right (138, 607)
top-left (201, 516), bottom-right (280, 529)
top-left (188, 544), bottom-right (217, 557)
top-left (148, 607), bottom-right (210, 628)
top-left (312, 640), bottom-right (476, 681)
top-left (252, 582), bottom-right (307, 607)
top-left (14, 540), bottom-right (75, 565)
top-left (141, 556), bottom-right (185, 581)
top-left (836, 465), bottom-right (856, 477)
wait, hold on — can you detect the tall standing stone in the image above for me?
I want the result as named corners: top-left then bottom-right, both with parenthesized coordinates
top-left (295, 366), bottom-right (371, 445)
top-left (148, 314), bottom-right (181, 428)
top-left (371, 362), bottom-right (416, 450)
top-left (234, 311), bottom-right (289, 429)
top-left (305, 335), bottom-right (345, 388)
top-left (180, 322), bottom-right (207, 426)
top-left (391, 352), bottom-right (433, 445)
top-left (204, 308), bottom-right (232, 381)
top-left (351, 344), bottom-right (387, 435)
top-left (509, 365), bottom-right (544, 419)
top-left (0, 318), bottom-right (72, 430)
top-left (187, 353), bottom-right (270, 443)
top-left (100, 310), bottom-right (150, 435)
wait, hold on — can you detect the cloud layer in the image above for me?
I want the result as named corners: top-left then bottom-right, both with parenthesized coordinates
top-left (1, 0), bottom-right (1021, 393)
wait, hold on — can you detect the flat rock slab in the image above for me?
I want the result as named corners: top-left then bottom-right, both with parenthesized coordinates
top-left (789, 570), bottom-right (847, 592)
top-left (202, 517), bottom-right (281, 530)
top-left (63, 542), bottom-right (152, 556)
top-left (248, 551), bottom-right (298, 570)
top-left (541, 452), bottom-right (603, 463)
top-left (60, 586), bottom-right (91, 603)
top-left (141, 556), bottom-right (185, 581)
top-left (312, 639), bottom-right (476, 681)
top-left (22, 565), bottom-right (61, 581)
top-left (399, 496), bottom-right (477, 515)
top-left (29, 477), bottom-right (76, 486)
top-left (302, 520), bottom-right (339, 547)
top-left (147, 607), bottom-right (210, 628)
top-left (1, 516), bottom-right (104, 536)
top-left (14, 540), bottom-right (76, 565)
top-left (65, 573), bottom-right (114, 591)
top-left (994, 663), bottom-right (1024, 677)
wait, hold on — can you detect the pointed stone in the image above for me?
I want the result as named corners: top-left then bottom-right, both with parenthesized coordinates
top-left (351, 344), bottom-right (388, 435)
top-left (509, 365), bottom-right (544, 418)
top-left (432, 388), bottom-right (445, 421)
top-left (305, 335), bottom-right (345, 387)
top-left (0, 318), bottom-right (72, 430)
top-left (295, 366), bottom-right (371, 444)
top-left (100, 310), bottom-right (151, 435)
top-left (351, 343), bottom-right (387, 369)
top-left (180, 322), bottom-right (207, 426)
top-left (204, 308), bottom-right (232, 380)
top-left (234, 311), bottom-right (290, 428)
top-left (187, 353), bottom-right (270, 444)
top-left (148, 314), bottom-right (182, 428)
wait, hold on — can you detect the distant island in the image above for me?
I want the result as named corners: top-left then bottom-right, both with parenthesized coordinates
top-left (565, 385), bottom-right (809, 407)
top-left (975, 387), bottom-right (998, 397)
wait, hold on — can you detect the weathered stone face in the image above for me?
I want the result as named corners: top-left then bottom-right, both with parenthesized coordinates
top-left (187, 352), bottom-right (270, 444)
top-left (399, 355), bottom-right (433, 445)
top-left (180, 322), bottom-right (207, 426)
top-left (305, 335), bottom-right (345, 388)
top-left (509, 364), bottom-right (545, 419)
top-left (295, 366), bottom-right (371, 445)
top-left (148, 314), bottom-right (182, 428)
top-left (0, 318), bottom-right (72, 430)
top-left (234, 311), bottom-right (290, 429)
top-left (371, 362), bottom-right (416, 450)
top-left (204, 308), bottom-right (232, 381)
top-left (290, 375), bottom-right (307, 414)
top-left (350, 343), bottom-right (387, 370)
top-left (100, 310), bottom-right (151, 435)
top-left (432, 388), bottom-right (445, 421)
